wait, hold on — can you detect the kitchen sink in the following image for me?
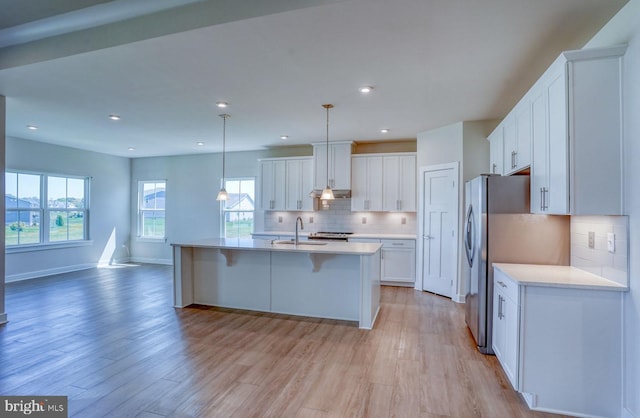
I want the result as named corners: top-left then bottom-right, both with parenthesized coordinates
top-left (271, 239), bottom-right (327, 246)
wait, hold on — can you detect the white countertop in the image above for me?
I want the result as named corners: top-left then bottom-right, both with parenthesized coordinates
top-left (171, 238), bottom-right (382, 255)
top-left (493, 263), bottom-right (628, 291)
top-left (252, 231), bottom-right (416, 240)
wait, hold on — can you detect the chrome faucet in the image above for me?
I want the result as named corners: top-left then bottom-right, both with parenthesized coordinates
top-left (295, 216), bottom-right (304, 245)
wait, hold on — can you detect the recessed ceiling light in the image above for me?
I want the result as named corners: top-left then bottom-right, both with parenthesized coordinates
top-left (196, 141), bottom-right (205, 146)
top-left (359, 86), bottom-right (374, 93)
top-left (280, 135), bottom-right (289, 140)
top-left (108, 114), bottom-right (121, 121)
top-left (380, 128), bottom-right (390, 133)
top-left (26, 125), bottom-right (38, 130)
top-left (216, 101), bottom-right (228, 108)
top-left (128, 147), bottom-right (135, 151)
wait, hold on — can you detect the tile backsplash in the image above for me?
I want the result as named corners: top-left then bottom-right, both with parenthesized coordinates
top-left (259, 198), bottom-right (417, 235)
top-left (571, 215), bottom-right (628, 286)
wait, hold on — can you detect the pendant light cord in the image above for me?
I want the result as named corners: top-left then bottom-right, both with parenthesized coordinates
top-left (322, 104), bottom-right (333, 188)
top-left (220, 113), bottom-right (229, 183)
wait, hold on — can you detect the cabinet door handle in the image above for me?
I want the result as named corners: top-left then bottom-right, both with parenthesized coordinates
top-left (492, 163), bottom-right (497, 174)
top-left (498, 295), bottom-right (504, 319)
top-left (511, 151), bottom-right (516, 169)
top-left (365, 200), bottom-right (369, 210)
top-left (392, 242), bottom-right (404, 246)
top-left (540, 187), bottom-right (544, 211)
top-left (497, 280), bottom-right (507, 288)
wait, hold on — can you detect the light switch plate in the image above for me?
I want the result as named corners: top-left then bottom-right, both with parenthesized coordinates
top-left (607, 233), bottom-right (615, 253)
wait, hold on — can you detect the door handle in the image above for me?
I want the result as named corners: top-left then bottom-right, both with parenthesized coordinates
top-left (423, 235), bottom-right (433, 240)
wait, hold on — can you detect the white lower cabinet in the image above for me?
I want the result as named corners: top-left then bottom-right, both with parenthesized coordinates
top-left (492, 271), bottom-right (520, 389)
top-left (350, 238), bottom-right (415, 285)
top-left (492, 266), bottom-right (623, 418)
top-left (381, 239), bottom-right (415, 283)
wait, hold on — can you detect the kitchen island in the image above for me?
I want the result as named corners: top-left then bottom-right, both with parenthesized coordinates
top-left (172, 238), bottom-right (382, 329)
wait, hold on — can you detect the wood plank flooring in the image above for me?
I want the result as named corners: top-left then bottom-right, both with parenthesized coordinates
top-left (0, 264), bottom-right (568, 417)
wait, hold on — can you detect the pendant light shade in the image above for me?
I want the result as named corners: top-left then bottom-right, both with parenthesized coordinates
top-left (216, 113), bottom-right (230, 201)
top-left (321, 104), bottom-right (335, 200)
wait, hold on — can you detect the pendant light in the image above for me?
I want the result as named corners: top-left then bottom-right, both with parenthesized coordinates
top-left (320, 104), bottom-right (335, 200)
top-left (216, 113), bottom-right (230, 201)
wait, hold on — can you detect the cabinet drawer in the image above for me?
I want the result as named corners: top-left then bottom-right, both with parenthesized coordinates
top-left (380, 239), bottom-right (415, 249)
top-left (494, 269), bottom-right (519, 302)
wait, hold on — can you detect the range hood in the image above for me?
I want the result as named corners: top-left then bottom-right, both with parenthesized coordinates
top-left (309, 189), bottom-right (352, 199)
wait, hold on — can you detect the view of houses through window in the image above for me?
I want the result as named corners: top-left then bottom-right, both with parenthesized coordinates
top-left (5, 171), bottom-right (88, 246)
top-left (139, 181), bottom-right (166, 239)
top-left (222, 178), bottom-right (255, 238)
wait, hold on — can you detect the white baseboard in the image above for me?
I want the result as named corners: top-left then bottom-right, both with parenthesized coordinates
top-left (5, 263), bottom-right (96, 283)
top-left (623, 407), bottom-right (637, 418)
top-left (129, 257), bottom-right (173, 266)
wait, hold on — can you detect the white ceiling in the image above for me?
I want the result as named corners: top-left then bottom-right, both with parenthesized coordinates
top-left (0, 0), bottom-right (628, 157)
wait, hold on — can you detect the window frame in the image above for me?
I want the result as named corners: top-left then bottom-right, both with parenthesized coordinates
top-left (220, 177), bottom-right (256, 239)
top-left (5, 170), bottom-right (90, 251)
top-left (137, 180), bottom-right (167, 241)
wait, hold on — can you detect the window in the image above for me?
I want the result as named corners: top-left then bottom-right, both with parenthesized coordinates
top-left (221, 178), bottom-right (255, 238)
top-left (138, 181), bottom-right (166, 239)
top-left (5, 171), bottom-right (89, 247)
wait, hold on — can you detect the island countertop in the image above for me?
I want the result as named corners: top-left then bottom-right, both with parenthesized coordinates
top-left (171, 238), bottom-right (382, 255)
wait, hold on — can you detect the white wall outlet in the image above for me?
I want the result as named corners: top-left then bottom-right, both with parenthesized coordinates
top-left (278, 216), bottom-right (283, 223)
top-left (401, 217), bottom-right (406, 225)
top-left (588, 231), bottom-right (595, 248)
top-left (309, 216), bottom-right (314, 223)
top-left (607, 232), bottom-right (615, 253)
top-left (361, 217), bottom-right (367, 224)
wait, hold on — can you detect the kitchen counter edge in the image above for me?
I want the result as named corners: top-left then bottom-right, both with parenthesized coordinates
top-left (493, 263), bottom-right (628, 292)
top-left (171, 238), bottom-right (381, 255)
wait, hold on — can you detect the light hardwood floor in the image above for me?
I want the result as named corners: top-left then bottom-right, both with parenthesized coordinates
top-left (0, 264), bottom-right (567, 417)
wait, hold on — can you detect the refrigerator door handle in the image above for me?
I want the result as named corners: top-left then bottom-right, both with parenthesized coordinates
top-left (465, 205), bottom-right (475, 267)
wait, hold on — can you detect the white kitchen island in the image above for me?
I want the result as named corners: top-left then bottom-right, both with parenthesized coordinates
top-left (172, 238), bottom-right (382, 329)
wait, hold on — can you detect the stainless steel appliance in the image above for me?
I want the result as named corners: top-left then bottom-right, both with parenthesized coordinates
top-left (464, 175), bottom-right (570, 354)
top-left (308, 231), bottom-right (353, 241)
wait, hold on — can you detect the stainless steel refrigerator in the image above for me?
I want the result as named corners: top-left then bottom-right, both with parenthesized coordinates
top-left (464, 175), bottom-right (569, 354)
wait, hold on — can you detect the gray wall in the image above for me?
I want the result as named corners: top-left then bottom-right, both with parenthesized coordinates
top-left (129, 149), bottom-right (277, 263)
top-left (5, 137), bottom-right (131, 281)
top-left (416, 120), bottom-right (492, 300)
top-left (585, 1), bottom-right (640, 415)
top-left (0, 97), bottom-right (5, 323)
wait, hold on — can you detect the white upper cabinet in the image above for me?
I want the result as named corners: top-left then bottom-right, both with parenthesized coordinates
top-left (530, 45), bottom-right (625, 215)
top-left (502, 96), bottom-right (532, 175)
top-left (259, 159), bottom-right (286, 211)
top-left (351, 155), bottom-right (383, 211)
top-left (285, 158), bottom-right (314, 211)
top-left (313, 142), bottom-right (353, 190)
top-left (383, 155), bottom-right (416, 211)
top-left (488, 128), bottom-right (504, 175)
top-left (351, 153), bottom-right (416, 212)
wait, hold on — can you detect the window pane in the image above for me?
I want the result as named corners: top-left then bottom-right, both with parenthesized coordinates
top-left (18, 173), bottom-right (41, 208)
top-left (49, 211), bottom-right (69, 242)
top-left (142, 182), bottom-right (165, 210)
top-left (48, 176), bottom-right (67, 208)
top-left (225, 211), bottom-right (253, 238)
top-left (68, 211), bottom-right (85, 240)
top-left (142, 210), bottom-right (165, 237)
top-left (6, 211), bottom-right (40, 245)
top-left (67, 178), bottom-right (85, 209)
top-left (239, 179), bottom-right (255, 210)
top-left (5, 172), bottom-right (17, 208)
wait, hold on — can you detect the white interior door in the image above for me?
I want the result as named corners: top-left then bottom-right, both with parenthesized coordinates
top-left (419, 163), bottom-right (458, 298)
